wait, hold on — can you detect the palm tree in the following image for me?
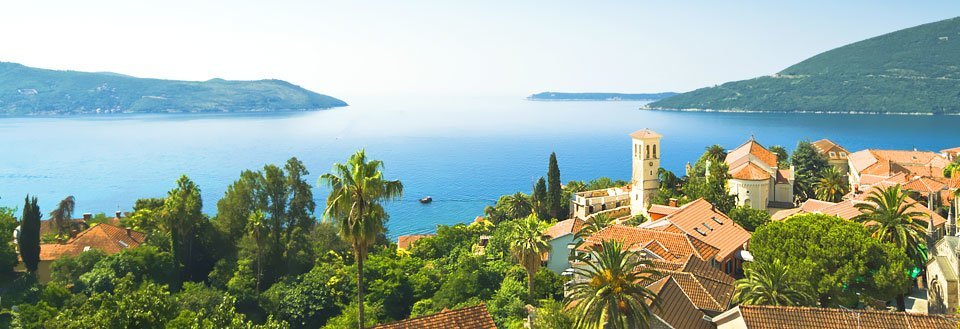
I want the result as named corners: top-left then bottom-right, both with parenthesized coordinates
top-left (49, 195), bottom-right (76, 237)
top-left (320, 149), bottom-right (403, 329)
top-left (566, 239), bottom-right (660, 329)
top-left (575, 213), bottom-right (613, 240)
top-left (246, 210), bottom-right (267, 296)
top-left (704, 144), bottom-right (727, 161)
top-left (503, 192), bottom-right (533, 220)
top-left (814, 167), bottom-right (849, 202)
top-left (733, 259), bottom-right (814, 306)
top-left (509, 214), bottom-right (551, 302)
top-left (853, 184), bottom-right (926, 311)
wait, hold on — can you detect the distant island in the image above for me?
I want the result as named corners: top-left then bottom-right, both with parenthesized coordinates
top-left (0, 62), bottom-right (347, 115)
top-left (527, 92), bottom-right (677, 101)
top-left (647, 16), bottom-right (960, 115)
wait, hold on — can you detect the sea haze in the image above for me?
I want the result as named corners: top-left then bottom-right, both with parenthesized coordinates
top-left (0, 95), bottom-right (958, 238)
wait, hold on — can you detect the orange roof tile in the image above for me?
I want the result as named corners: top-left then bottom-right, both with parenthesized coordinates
top-left (776, 169), bottom-right (792, 184)
top-left (370, 304), bottom-right (496, 329)
top-left (648, 277), bottom-right (716, 329)
top-left (629, 129), bottom-right (662, 139)
top-left (850, 149), bottom-right (950, 179)
top-left (731, 305), bottom-right (958, 329)
top-left (648, 204), bottom-right (681, 217)
top-left (904, 177), bottom-right (949, 193)
top-left (729, 162), bottom-right (771, 181)
top-left (642, 199), bottom-right (751, 262)
top-left (812, 139), bottom-right (850, 160)
top-left (544, 218), bottom-right (584, 240)
top-left (38, 223), bottom-right (145, 261)
top-left (579, 225), bottom-right (719, 262)
top-left (647, 256), bottom-right (736, 312)
top-left (771, 208), bottom-right (802, 221)
top-left (397, 234), bottom-right (434, 250)
top-left (726, 139), bottom-right (778, 169)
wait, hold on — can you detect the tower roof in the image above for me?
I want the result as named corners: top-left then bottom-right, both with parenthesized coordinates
top-left (630, 129), bottom-right (662, 139)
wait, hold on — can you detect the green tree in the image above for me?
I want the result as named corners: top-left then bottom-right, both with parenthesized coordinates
top-left (19, 195), bottom-right (41, 273)
top-left (533, 177), bottom-right (548, 220)
top-left (49, 249), bottom-right (106, 287)
top-left (0, 207), bottom-right (18, 274)
top-left (566, 239), bottom-right (660, 329)
top-left (284, 157), bottom-right (316, 238)
top-left (533, 299), bottom-right (574, 329)
top-left (733, 259), bottom-right (815, 306)
top-left (683, 158), bottom-right (736, 213)
top-left (750, 213), bottom-right (911, 307)
top-left (503, 192), bottom-right (533, 221)
top-left (769, 145), bottom-right (790, 167)
top-left (214, 170), bottom-right (263, 245)
top-left (508, 215), bottom-right (551, 303)
top-left (814, 167), bottom-right (849, 202)
top-left (584, 177), bottom-right (629, 191)
top-left (575, 213), bottom-right (613, 240)
top-left (791, 141), bottom-right (830, 202)
top-left (487, 277), bottom-right (528, 328)
top-left (547, 152), bottom-right (562, 219)
top-left (727, 206), bottom-right (771, 232)
top-left (320, 149), bottom-right (403, 329)
top-left (161, 175), bottom-right (205, 287)
top-left (48, 195), bottom-right (75, 237)
top-left (247, 210), bottom-right (268, 295)
top-left (263, 258), bottom-right (351, 328)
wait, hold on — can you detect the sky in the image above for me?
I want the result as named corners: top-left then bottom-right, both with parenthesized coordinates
top-left (1, 1), bottom-right (959, 98)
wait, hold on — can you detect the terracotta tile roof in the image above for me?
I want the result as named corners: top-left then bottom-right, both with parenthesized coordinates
top-left (648, 204), bottom-right (681, 217)
top-left (370, 304), bottom-right (496, 329)
top-left (859, 173), bottom-right (908, 187)
top-left (648, 277), bottom-right (715, 329)
top-left (732, 305), bottom-right (958, 329)
top-left (647, 256), bottom-right (736, 313)
top-left (792, 191), bottom-right (945, 229)
top-left (629, 129), bottom-right (662, 139)
top-left (38, 223), bottom-right (145, 261)
top-left (397, 234), bottom-right (434, 250)
top-left (579, 225), bottom-right (719, 262)
top-left (771, 208), bottom-right (802, 221)
top-left (942, 146), bottom-right (960, 155)
top-left (800, 199), bottom-right (838, 212)
top-left (850, 149), bottom-right (950, 178)
top-left (903, 176), bottom-right (949, 193)
top-left (38, 219), bottom-right (88, 237)
top-left (729, 162), bottom-right (771, 181)
top-left (544, 218), bottom-right (584, 240)
top-left (726, 139), bottom-right (778, 169)
top-left (641, 199), bottom-right (751, 262)
top-left (812, 139), bottom-right (850, 160)
top-left (776, 169), bottom-right (792, 184)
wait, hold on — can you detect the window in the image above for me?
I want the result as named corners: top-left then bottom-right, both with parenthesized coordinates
top-left (829, 151), bottom-right (836, 158)
top-left (840, 152), bottom-right (847, 158)
top-left (645, 145), bottom-right (650, 159)
top-left (653, 144), bottom-right (658, 158)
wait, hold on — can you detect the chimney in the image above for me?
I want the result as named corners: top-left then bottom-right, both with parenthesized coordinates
top-left (83, 213), bottom-right (92, 220)
top-left (126, 228), bottom-right (132, 237)
top-left (115, 211), bottom-right (122, 219)
top-left (668, 198), bottom-right (679, 208)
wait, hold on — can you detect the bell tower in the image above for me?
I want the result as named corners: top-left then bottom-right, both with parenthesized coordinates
top-left (629, 129), bottom-right (661, 217)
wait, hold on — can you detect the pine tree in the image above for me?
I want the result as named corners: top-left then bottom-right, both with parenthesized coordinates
top-left (19, 195), bottom-right (41, 273)
top-left (546, 153), bottom-right (562, 219)
top-left (791, 141), bottom-right (830, 202)
top-left (533, 177), bottom-right (548, 220)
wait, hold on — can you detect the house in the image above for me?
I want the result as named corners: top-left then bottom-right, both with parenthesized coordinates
top-left (812, 139), bottom-right (851, 175)
top-left (941, 147), bottom-right (960, 161)
top-left (570, 186), bottom-right (631, 220)
top-left (397, 234), bottom-right (434, 251)
top-left (713, 305), bottom-right (957, 329)
top-left (772, 186), bottom-right (947, 234)
top-left (543, 217), bottom-right (583, 273)
top-left (926, 207), bottom-right (960, 314)
top-left (848, 149), bottom-right (952, 188)
top-left (16, 223), bottom-right (145, 282)
top-left (578, 224), bottom-right (720, 264)
top-left (724, 139), bottom-right (794, 211)
top-left (369, 304), bottom-right (496, 329)
top-left (646, 255), bottom-right (736, 316)
top-left (639, 198), bottom-right (753, 276)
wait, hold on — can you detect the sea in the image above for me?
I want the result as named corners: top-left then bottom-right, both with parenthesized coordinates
top-left (1, 95), bottom-right (958, 238)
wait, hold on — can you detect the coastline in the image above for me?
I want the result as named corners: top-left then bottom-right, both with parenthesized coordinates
top-left (640, 106), bottom-right (960, 116)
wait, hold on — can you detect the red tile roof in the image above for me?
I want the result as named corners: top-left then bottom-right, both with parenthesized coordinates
top-left (812, 139), bottom-right (850, 160)
top-left (729, 162), bottom-right (771, 181)
top-left (370, 304), bottom-right (497, 329)
top-left (647, 277), bottom-right (715, 329)
top-left (730, 305), bottom-right (958, 329)
top-left (38, 223), bottom-right (145, 261)
top-left (544, 218), bottom-right (584, 240)
top-left (397, 234), bottom-right (434, 250)
top-left (850, 149), bottom-right (950, 179)
top-left (647, 256), bottom-right (736, 313)
top-left (903, 176), bottom-right (949, 193)
top-left (630, 129), bottom-right (662, 139)
top-left (726, 139), bottom-right (778, 169)
top-left (579, 225), bottom-right (719, 262)
top-left (642, 199), bottom-right (751, 262)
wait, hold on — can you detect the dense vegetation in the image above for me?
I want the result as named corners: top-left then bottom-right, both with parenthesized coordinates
top-left (0, 62), bottom-right (347, 115)
top-left (649, 17), bottom-right (960, 114)
top-left (527, 92), bottom-right (677, 101)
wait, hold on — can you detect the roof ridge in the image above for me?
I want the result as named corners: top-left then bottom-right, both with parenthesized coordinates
top-left (670, 272), bottom-right (725, 311)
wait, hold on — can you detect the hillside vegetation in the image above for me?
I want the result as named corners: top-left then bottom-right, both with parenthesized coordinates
top-left (649, 17), bottom-right (960, 114)
top-left (527, 91), bottom-right (676, 101)
top-left (0, 62), bottom-right (346, 115)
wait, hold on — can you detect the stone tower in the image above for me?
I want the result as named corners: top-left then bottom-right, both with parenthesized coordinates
top-left (629, 129), bottom-right (661, 217)
top-left (948, 205), bottom-right (957, 237)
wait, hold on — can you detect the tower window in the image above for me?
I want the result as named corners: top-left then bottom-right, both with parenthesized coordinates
top-left (645, 145), bottom-right (650, 159)
top-left (653, 145), bottom-right (658, 159)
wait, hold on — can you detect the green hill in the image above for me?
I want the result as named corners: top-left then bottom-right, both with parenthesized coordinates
top-left (0, 62), bottom-right (347, 115)
top-left (648, 17), bottom-right (960, 114)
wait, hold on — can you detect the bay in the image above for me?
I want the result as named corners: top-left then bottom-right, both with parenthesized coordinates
top-left (0, 95), bottom-right (958, 238)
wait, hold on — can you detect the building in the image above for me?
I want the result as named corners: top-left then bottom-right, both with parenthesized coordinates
top-left (570, 186), bottom-right (631, 220)
top-left (848, 149), bottom-right (952, 188)
top-left (639, 198), bottom-right (753, 276)
top-left (812, 139), bottom-right (851, 175)
top-left (724, 139), bottom-right (794, 211)
top-left (369, 304), bottom-right (496, 329)
top-left (713, 305), bottom-right (957, 329)
top-left (927, 206), bottom-right (960, 315)
top-left (629, 129), bottom-right (661, 217)
top-left (646, 256), bottom-right (736, 329)
top-left (578, 224), bottom-right (720, 264)
top-left (16, 223), bottom-right (145, 282)
top-left (397, 234), bottom-right (434, 251)
top-left (543, 217), bottom-right (583, 273)
top-left (773, 186), bottom-right (947, 232)
top-left (941, 147), bottom-right (960, 162)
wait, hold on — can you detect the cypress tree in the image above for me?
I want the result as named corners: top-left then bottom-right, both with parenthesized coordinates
top-left (547, 153), bottom-right (562, 219)
top-left (791, 141), bottom-right (830, 202)
top-left (533, 177), bottom-right (548, 220)
top-left (18, 195), bottom-right (41, 273)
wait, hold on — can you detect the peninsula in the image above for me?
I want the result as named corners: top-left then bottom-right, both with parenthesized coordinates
top-left (527, 91), bottom-right (677, 101)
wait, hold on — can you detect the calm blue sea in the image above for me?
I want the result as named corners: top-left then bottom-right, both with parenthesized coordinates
top-left (1, 95), bottom-right (958, 238)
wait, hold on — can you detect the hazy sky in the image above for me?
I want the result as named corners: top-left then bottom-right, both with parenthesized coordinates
top-left (2, 1), bottom-right (959, 97)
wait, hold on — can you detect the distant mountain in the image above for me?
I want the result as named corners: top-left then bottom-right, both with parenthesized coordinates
top-left (648, 17), bottom-right (960, 115)
top-left (0, 62), bottom-right (347, 115)
top-left (527, 92), bottom-right (677, 101)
